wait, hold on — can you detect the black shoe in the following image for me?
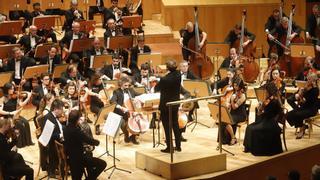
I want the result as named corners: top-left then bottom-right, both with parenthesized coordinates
top-left (160, 148), bottom-right (171, 153)
top-left (130, 135), bottom-right (140, 145)
top-left (124, 134), bottom-right (130, 143)
top-left (149, 119), bottom-right (156, 129)
top-left (181, 136), bottom-right (187, 142)
top-left (174, 147), bottom-right (182, 152)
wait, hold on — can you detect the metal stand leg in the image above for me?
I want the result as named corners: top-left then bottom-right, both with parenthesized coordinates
top-left (99, 135), bottom-right (120, 161)
top-left (187, 108), bottom-right (210, 132)
top-left (153, 118), bottom-right (165, 148)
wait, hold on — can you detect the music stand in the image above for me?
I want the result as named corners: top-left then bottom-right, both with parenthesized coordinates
top-left (23, 65), bottom-right (49, 80)
top-left (107, 36), bottom-right (133, 50)
top-left (0, 21), bottom-right (23, 36)
top-left (290, 44), bottom-right (315, 58)
top-left (34, 43), bottom-right (60, 59)
top-left (92, 54), bottom-right (113, 69)
top-left (0, 72), bottom-right (13, 87)
top-left (52, 64), bottom-right (68, 79)
top-left (77, 20), bottom-right (96, 34)
top-left (295, 80), bottom-right (307, 88)
top-left (0, 44), bottom-right (20, 59)
top-left (206, 42), bottom-right (230, 57)
top-left (102, 112), bottom-right (131, 178)
top-left (69, 38), bottom-right (95, 53)
top-left (102, 79), bottom-right (119, 89)
top-left (32, 16), bottom-right (56, 30)
top-left (137, 53), bottom-right (162, 69)
top-left (183, 80), bottom-right (211, 131)
top-left (208, 102), bottom-right (235, 156)
top-left (122, 15), bottom-right (142, 29)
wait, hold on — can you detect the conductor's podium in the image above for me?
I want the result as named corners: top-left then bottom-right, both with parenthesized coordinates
top-left (136, 147), bottom-right (226, 179)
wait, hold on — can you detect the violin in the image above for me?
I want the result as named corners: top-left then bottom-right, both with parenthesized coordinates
top-left (257, 96), bottom-right (273, 115)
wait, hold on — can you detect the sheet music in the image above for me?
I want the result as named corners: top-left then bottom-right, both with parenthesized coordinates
top-left (90, 55), bottom-right (94, 68)
top-left (106, 37), bottom-right (110, 49)
top-left (69, 40), bottom-right (74, 52)
top-left (38, 120), bottom-right (55, 147)
top-left (135, 93), bottom-right (160, 103)
top-left (102, 112), bottom-right (122, 138)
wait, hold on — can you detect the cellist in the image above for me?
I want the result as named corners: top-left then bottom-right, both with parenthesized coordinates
top-left (179, 21), bottom-right (207, 61)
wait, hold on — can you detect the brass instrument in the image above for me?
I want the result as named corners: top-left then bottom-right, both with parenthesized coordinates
top-left (74, 9), bottom-right (82, 20)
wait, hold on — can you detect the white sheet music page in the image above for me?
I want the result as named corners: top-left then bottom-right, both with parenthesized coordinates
top-left (38, 120), bottom-right (55, 147)
top-left (102, 112), bottom-right (122, 138)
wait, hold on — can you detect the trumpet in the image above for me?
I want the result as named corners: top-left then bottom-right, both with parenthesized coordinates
top-left (74, 10), bottom-right (82, 19)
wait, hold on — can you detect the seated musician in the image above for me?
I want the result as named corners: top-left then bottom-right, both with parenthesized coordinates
top-left (130, 36), bottom-right (151, 72)
top-left (295, 56), bottom-right (317, 81)
top-left (243, 82), bottom-right (283, 156)
top-left (0, 82), bottom-right (33, 148)
top-left (211, 68), bottom-right (237, 95)
top-left (267, 16), bottom-right (301, 56)
top-left (42, 99), bottom-right (65, 178)
top-left (82, 37), bottom-right (106, 78)
top-left (64, 110), bottom-right (106, 180)
top-left (0, 13), bottom-right (17, 44)
top-left (62, 81), bottom-right (82, 112)
top-left (63, 0), bottom-right (84, 32)
top-left (179, 21), bottom-right (207, 61)
top-left (60, 22), bottom-right (86, 63)
top-left (109, 0), bottom-right (131, 35)
top-left (32, 73), bottom-right (52, 108)
top-left (259, 53), bottom-right (279, 83)
top-left (100, 53), bottom-right (131, 80)
top-left (3, 47), bottom-right (36, 90)
top-left (265, 9), bottom-right (286, 57)
top-left (287, 72), bottom-right (319, 139)
top-left (103, 18), bottom-right (129, 66)
top-left (219, 76), bottom-right (246, 145)
top-left (111, 75), bottom-right (141, 144)
top-left (224, 24), bottom-right (256, 53)
top-left (29, 2), bottom-right (57, 43)
top-left (60, 64), bottom-right (85, 87)
top-left (18, 25), bottom-right (42, 57)
top-left (220, 48), bottom-right (239, 69)
top-left (134, 63), bottom-right (154, 89)
top-left (0, 118), bottom-right (34, 180)
top-left (306, 4), bottom-right (320, 45)
top-left (266, 67), bottom-right (286, 104)
top-left (89, 0), bottom-right (112, 29)
top-left (39, 46), bottom-right (62, 74)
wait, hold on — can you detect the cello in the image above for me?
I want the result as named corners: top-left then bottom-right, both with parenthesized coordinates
top-left (235, 10), bottom-right (260, 83)
top-left (182, 7), bottom-right (214, 80)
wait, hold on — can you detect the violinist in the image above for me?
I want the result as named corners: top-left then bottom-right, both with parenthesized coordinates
top-left (32, 73), bottom-right (51, 108)
top-left (0, 13), bottom-right (17, 44)
top-left (64, 110), bottom-right (107, 180)
top-left (267, 67), bottom-right (286, 104)
top-left (39, 46), bottom-right (62, 74)
top-left (63, 0), bottom-right (84, 32)
top-left (60, 22), bottom-right (87, 63)
top-left (306, 4), bottom-right (320, 44)
top-left (0, 118), bottom-right (34, 180)
top-left (130, 36), bottom-right (151, 72)
top-left (287, 72), bottom-right (319, 139)
top-left (243, 82), bottom-right (283, 156)
top-left (267, 16), bottom-right (301, 56)
top-left (111, 76), bottom-right (141, 144)
top-left (260, 53), bottom-right (279, 83)
top-left (221, 76), bottom-right (247, 145)
top-left (18, 25), bottom-right (42, 58)
top-left (29, 3), bottom-right (58, 43)
top-left (295, 56), bottom-right (317, 81)
top-left (211, 68), bottom-right (237, 95)
top-left (0, 82), bottom-right (33, 148)
top-left (179, 21), bottom-right (207, 61)
top-left (220, 48), bottom-right (240, 69)
top-left (224, 24), bottom-right (256, 53)
top-left (60, 64), bottom-right (85, 87)
top-left (62, 81), bottom-right (81, 112)
top-left (100, 53), bottom-right (131, 80)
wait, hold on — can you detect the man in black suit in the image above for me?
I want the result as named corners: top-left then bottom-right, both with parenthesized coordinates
top-left (155, 59), bottom-right (182, 153)
top-left (89, 0), bottom-right (113, 28)
top-left (130, 37), bottom-right (151, 72)
top-left (111, 76), bottom-right (140, 144)
top-left (224, 24), bottom-right (256, 53)
top-left (0, 118), bottom-right (34, 180)
top-left (29, 2), bottom-right (58, 43)
top-left (60, 64), bottom-right (85, 87)
top-left (18, 25), bottom-right (42, 57)
top-left (306, 4), bottom-right (320, 45)
top-left (63, 1), bottom-right (84, 32)
top-left (64, 110), bottom-right (106, 180)
top-left (82, 37), bottom-right (105, 78)
top-left (4, 47), bottom-right (36, 88)
top-left (219, 48), bottom-right (239, 69)
top-left (60, 22), bottom-right (86, 63)
top-left (40, 46), bottom-right (62, 74)
top-left (32, 73), bottom-right (51, 108)
top-left (100, 53), bottom-right (131, 80)
top-left (42, 99), bottom-right (65, 177)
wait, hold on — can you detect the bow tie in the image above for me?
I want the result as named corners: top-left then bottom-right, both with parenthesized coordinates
top-left (114, 66), bottom-right (119, 69)
top-left (181, 72), bottom-right (187, 76)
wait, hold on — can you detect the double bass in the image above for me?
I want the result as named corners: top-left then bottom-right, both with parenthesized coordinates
top-left (183, 7), bottom-right (214, 80)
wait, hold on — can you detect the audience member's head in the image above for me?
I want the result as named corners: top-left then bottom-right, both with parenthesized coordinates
top-left (288, 170), bottom-right (300, 180)
top-left (312, 164), bottom-right (320, 180)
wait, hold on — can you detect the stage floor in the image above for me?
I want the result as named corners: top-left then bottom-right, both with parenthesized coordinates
top-left (18, 99), bottom-right (320, 180)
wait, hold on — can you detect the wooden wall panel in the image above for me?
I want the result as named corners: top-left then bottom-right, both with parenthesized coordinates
top-left (143, 0), bottom-right (161, 20)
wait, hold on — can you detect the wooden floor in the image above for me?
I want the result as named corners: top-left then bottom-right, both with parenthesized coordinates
top-left (18, 98), bottom-right (320, 180)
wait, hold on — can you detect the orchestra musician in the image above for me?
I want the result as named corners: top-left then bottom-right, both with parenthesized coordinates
top-left (32, 73), bottom-right (52, 108)
top-left (221, 76), bottom-right (247, 145)
top-left (0, 118), bottom-right (34, 180)
top-left (154, 59), bottom-right (182, 153)
top-left (39, 46), bottom-right (62, 74)
top-left (134, 63), bottom-right (154, 89)
top-left (306, 4), bottom-right (320, 44)
top-left (224, 24), bottom-right (256, 53)
top-left (287, 72), bottom-right (319, 139)
top-left (42, 99), bottom-right (65, 178)
top-left (243, 82), bottom-right (283, 156)
top-left (220, 48), bottom-right (240, 69)
top-left (267, 16), bottom-right (302, 56)
top-left (60, 22), bottom-right (86, 63)
top-left (100, 53), bottom-right (131, 80)
top-left (18, 25), bottom-right (42, 57)
top-left (179, 21), bottom-right (207, 61)
top-left (111, 75), bottom-right (141, 144)
top-left (295, 56), bottom-right (317, 81)
top-left (0, 13), bottom-right (17, 44)
top-left (109, 0), bottom-right (130, 25)
top-left (130, 36), bottom-right (151, 72)
top-left (63, 0), bottom-right (84, 32)
top-left (267, 67), bottom-right (286, 104)
top-left (89, 0), bottom-right (112, 29)
top-left (0, 82), bottom-right (33, 148)
top-left (64, 110), bottom-right (106, 180)
top-left (60, 64), bottom-right (85, 87)
top-left (211, 68), bottom-right (237, 95)
top-left (29, 2), bottom-right (58, 43)
top-left (259, 53), bottom-right (280, 83)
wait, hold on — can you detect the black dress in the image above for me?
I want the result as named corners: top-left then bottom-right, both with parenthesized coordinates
top-left (2, 98), bottom-right (33, 148)
top-left (243, 99), bottom-right (283, 156)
